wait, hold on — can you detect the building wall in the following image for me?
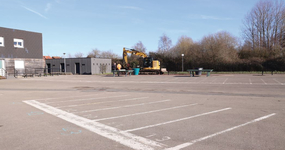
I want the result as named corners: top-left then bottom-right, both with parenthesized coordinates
top-left (4, 58), bottom-right (45, 75)
top-left (0, 27), bottom-right (43, 59)
top-left (0, 59), bottom-right (5, 76)
top-left (46, 58), bottom-right (111, 75)
top-left (46, 58), bottom-right (92, 75)
top-left (91, 58), bottom-right (112, 74)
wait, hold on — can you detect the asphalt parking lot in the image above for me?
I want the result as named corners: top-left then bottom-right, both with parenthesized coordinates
top-left (0, 74), bottom-right (284, 150)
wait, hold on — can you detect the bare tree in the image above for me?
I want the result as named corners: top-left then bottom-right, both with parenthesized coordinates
top-left (200, 31), bottom-right (239, 63)
top-left (173, 35), bottom-right (196, 67)
top-left (242, 0), bottom-right (285, 58)
top-left (158, 34), bottom-right (172, 56)
top-left (87, 48), bottom-right (101, 58)
top-left (174, 35), bottom-right (194, 56)
top-left (101, 50), bottom-right (119, 59)
top-left (132, 41), bottom-right (146, 53)
top-left (67, 53), bottom-right (73, 58)
top-left (74, 52), bottom-right (84, 58)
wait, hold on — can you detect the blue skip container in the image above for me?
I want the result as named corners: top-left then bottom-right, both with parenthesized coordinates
top-left (133, 68), bottom-right (140, 75)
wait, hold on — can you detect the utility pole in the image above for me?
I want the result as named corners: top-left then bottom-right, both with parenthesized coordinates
top-left (63, 53), bottom-right (66, 75)
top-left (182, 54), bottom-right (184, 72)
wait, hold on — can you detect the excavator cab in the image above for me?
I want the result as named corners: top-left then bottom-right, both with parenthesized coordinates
top-left (143, 57), bottom-right (160, 71)
top-left (143, 57), bottom-right (153, 68)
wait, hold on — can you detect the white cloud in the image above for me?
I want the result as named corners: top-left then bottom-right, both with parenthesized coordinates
top-left (118, 6), bottom-right (143, 11)
top-left (45, 3), bottom-right (52, 12)
top-left (132, 18), bottom-right (144, 24)
top-left (55, 0), bottom-right (62, 4)
top-left (158, 28), bottom-right (189, 34)
top-left (21, 6), bottom-right (48, 19)
top-left (201, 15), bottom-right (232, 20)
top-left (189, 14), bottom-right (233, 20)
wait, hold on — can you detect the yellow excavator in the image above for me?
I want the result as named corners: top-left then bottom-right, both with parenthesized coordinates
top-left (123, 47), bottom-right (161, 74)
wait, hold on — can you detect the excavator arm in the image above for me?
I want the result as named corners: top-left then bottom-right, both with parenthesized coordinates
top-left (123, 47), bottom-right (147, 68)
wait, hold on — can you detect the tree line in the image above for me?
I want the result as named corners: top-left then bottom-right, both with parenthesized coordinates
top-left (86, 0), bottom-right (285, 72)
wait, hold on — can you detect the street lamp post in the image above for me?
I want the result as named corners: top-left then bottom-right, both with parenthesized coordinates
top-left (182, 54), bottom-right (184, 72)
top-left (63, 53), bottom-right (66, 75)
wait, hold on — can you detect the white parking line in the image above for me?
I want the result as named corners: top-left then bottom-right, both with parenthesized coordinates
top-left (23, 100), bottom-right (166, 150)
top-left (57, 97), bottom-right (149, 108)
top-left (23, 78), bottom-right (282, 86)
top-left (198, 78), bottom-right (208, 83)
top-left (210, 78), bottom-right (218, 83)
top-left (273, 79), bottom-right (284, 85)
top-left (223, 78), bottom-right (228, 84)
top-left (124, 107), bottom-right (232, 132)
top-left (166, 113), bottom-right (276, 150)
top-left (93, 103), bottom-right (198, 122)
top-left (169, 78), bottom-right (179, 81)
top-left (75, 99), bottom-right (171, 114)
top-left (260, 79), bottom-right (267, 85)
top-left (27, 93), bottom-right (102, 101)
top-left (249, 79), bottom-right (252, 85)
top-left (46, 95), bottom-right (129, 104)
top-left (146, 134), bottom-right (156, 138)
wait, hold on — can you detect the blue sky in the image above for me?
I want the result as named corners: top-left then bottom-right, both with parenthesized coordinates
top-left (1, 0), bottom-right (262, 57)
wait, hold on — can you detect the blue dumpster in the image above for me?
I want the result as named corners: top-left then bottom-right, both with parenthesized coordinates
top-left (133, 68), bottom-right (140, 75)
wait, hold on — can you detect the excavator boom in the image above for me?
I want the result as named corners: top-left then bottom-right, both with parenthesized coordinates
top-left (123, 47), bottom-right (147, 67)
top-left (122, 47), bottom-right (160, 74)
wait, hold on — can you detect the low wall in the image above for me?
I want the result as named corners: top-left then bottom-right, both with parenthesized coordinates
top-left (4, 58), bottom-right (45, 75)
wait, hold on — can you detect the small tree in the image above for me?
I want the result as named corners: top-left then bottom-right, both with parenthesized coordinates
top-left (74, 52), bottom-right (84, 58)
top-left (101, 50), bottom-right (119, 59)
top-left (132, 41), bottom-right (146, 53)
top-left (87, 48), bottom-right (101, 58)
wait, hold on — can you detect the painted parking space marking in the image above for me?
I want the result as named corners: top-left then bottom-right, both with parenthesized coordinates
top-left (57, 97), bottom-right (149, 108)
top-left (75, 99), bottom-right (171, 114)
top-left (23, 78), bottom-right (285, 86)
top-left (23, 100), bottom-right (166, 150)
top-left (169, 78), bottom-right (179, 81)
top-left (93, 103), bottom-right (197, 121)
top-left (166, 113), bottom-right (276, 150)
top-left (273, 79), bottom-right (284, 85)
top-left (261, 79), bottom-right (267, 85)
top-left (198, 78), bottom-right (208, 83)
top-left (124, 107), bottom-right (232, 133)
top-left (223, 78), bottom-right (228, 84)
top-left (28, 93), bottom-right (102, 101)
top-left (210, 78), bottom-right (218, 83)
top-left (146, 134), bottom-right (156, 138)
top-left (249, 78), bottom-right (252, 84)
top-left (186, 77), bottom-right (198, 82)
top-left (46, 94), bottom-right (129, 104)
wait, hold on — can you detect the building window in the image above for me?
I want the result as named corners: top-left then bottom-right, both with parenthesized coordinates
top-left (15, 60), bottom-right (24, 69)
top-left (0, 37), bottom-right (4, 47)
top-left (14, 38), bottom-right (24, 48)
